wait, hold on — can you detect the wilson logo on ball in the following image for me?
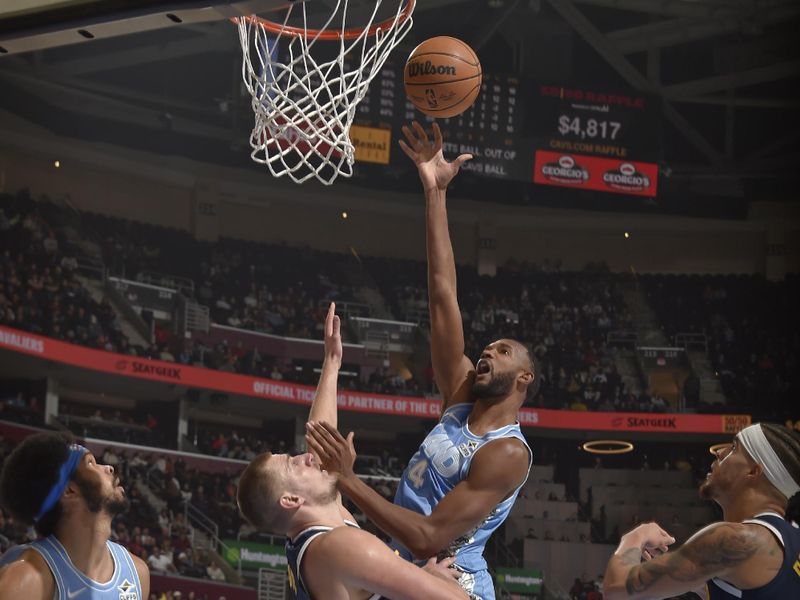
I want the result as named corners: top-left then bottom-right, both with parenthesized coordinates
top-left (408, 60), bottom-right (456, 77)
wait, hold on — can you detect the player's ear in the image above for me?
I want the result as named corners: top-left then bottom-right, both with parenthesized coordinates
top-left (60, 480), bottom-right (82, 511)
top-left (62, 479), bottom-right (78, 495)
top-left (749, 461), bottom-right (764, 482)
top-left (518, 370), bottom-right (533, 386)
top-left (279, 493), bottom-right (304, 510)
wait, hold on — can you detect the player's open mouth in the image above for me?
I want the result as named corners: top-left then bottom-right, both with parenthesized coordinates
top-left (476, 359), bottom-right (491, 375)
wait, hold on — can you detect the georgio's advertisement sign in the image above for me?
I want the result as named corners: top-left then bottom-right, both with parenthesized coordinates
top-left (534, 150), bottom-right (658, 197)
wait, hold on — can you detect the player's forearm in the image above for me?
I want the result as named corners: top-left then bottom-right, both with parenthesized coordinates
top-left (339, 473), bottom-right (437, 558)
top-left (603, 534), bottom-right (645, 599)
top-left (308, 357), bottom-right (340, 427)
top-left (425, 187), bottom-right (457, 303)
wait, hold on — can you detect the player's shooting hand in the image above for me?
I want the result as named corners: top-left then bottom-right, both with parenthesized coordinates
top-left (305, 421), bottom-right (356, 479)
top-left (323, 302), bottom-right (342, 369)
top-left (398, 121), bottom-right (471, 193)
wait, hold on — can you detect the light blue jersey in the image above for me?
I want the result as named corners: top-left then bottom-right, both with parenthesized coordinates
top-left (0, 536), bottom-right (142, 600)
top-left (393, 403), bottom-right (532, 600)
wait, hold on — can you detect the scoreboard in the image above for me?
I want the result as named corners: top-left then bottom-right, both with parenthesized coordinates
top-left (529, 83), bottom-right (660, 161)
top-left (342, 56), bottom-right (662, 197)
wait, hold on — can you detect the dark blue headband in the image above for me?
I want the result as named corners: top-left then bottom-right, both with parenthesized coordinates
top-left (35, 444), bottom-right (87, 522)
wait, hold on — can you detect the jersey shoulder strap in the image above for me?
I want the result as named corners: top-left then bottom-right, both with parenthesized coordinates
top-left (290, 526), bottom-right (332, 598)
top-left (289, 523), bottom-right (382, 600)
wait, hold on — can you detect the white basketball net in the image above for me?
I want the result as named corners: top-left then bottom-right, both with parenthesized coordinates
top-left (236, 1), bottom-right (414, 185)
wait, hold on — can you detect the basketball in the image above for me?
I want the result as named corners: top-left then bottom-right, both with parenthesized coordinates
top-left (404, 36), bottom-right (482, 118)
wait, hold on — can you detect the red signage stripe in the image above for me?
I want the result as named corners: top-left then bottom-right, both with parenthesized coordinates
top-left (0, 325), bottom-right (746, 433)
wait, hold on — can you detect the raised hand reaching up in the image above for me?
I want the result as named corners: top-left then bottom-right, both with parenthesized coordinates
top-left (398, 121), bottom-right (472, 193)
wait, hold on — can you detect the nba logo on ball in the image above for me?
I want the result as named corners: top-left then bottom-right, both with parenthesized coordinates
top-left (404, 36), bottom-right (482, 118)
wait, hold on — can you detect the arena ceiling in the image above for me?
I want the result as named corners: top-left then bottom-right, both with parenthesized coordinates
top-left (0, 0), bottom-right (798, 204)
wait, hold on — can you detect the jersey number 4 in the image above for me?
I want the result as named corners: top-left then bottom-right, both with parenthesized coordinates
top-left (407, 434), bottom-right (462, 489)
top-left (407, 458), bottom-right (428, 489)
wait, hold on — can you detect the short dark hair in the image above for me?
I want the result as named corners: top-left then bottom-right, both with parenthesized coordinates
top-left (761, 423), bottom-right (800, 521)
top-left (523, 344), bottom-right (541, 403)
top-left (236, 453), bottom-right (286, 534)
top-left (0, 432), bottom-right (76, 537)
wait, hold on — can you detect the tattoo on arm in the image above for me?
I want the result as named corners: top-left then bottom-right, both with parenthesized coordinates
top-left (619, 548), bottom-right (642, 567)
top-left (624, 524), bottom-right (760, 597)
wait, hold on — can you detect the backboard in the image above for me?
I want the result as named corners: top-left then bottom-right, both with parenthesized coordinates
top-left (0, 0), bottom-right (289, 56)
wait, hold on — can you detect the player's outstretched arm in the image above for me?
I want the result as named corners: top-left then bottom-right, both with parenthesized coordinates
top-left (399, 122), bottom-right (474, 410)
top-left (307, 422), bottom-right (529, 558)
top-left (603, 521), bottom-right (766, 600)
top-left (307, 302), bottom-right (342, 429)
top-left (0, 551), bottom-right (54, 600)
top-left (305, 303), bottom-right (356, 521)
top-left (306, 525), bottom-right (468, 600)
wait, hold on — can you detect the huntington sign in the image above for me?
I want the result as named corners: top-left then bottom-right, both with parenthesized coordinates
top-left (223, 540), bottom-right (286, 570)
top-left (496, 567), bottom-right (543, 594)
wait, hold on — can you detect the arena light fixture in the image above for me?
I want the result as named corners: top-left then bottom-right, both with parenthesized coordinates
top-left (581, 440), bottom-right (634, 455)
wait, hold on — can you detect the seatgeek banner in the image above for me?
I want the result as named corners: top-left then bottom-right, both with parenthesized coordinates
top-left (0, 326), bottom-right (749, 434)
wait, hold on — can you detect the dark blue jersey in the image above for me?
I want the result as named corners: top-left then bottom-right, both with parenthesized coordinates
top-left (708, 512), bottom-right (800, 599)
top-left (285, 520), bottom-right (381, 600)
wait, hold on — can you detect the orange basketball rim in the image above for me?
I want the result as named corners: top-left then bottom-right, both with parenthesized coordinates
top-left (233, 0), bottom-right (415, 40)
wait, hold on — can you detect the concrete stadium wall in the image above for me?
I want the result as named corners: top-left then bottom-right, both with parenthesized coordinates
top-left (2, 130), bottom-right (797, 276)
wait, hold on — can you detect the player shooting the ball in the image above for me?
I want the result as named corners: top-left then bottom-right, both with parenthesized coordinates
top-left (307, 121), bottom-right (537, 600)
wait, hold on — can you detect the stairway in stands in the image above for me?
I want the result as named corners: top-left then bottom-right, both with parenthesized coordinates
top-left (77, 275), bottom-right (151, 348)
top-left (620, 281), bottom-right (667, 346)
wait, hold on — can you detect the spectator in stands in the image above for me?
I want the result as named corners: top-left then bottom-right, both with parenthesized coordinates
top-left (139, 526), bottom-right (157, 552)
top-left (173, 550), bottom-right (204, 579)
top-left (147, 545), bottom-right (177, 574)
top-left (102, 447), bottom-right (120, 468)
top-left (569, 577), bottom-right (584, 600)
top-left (206, 561), bottom-right (225, 581)
top-left (130, 452), bottom-right (148, 473)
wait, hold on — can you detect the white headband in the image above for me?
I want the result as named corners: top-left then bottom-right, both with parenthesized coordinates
top-left (737, 424), bottom-right (800, 500)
